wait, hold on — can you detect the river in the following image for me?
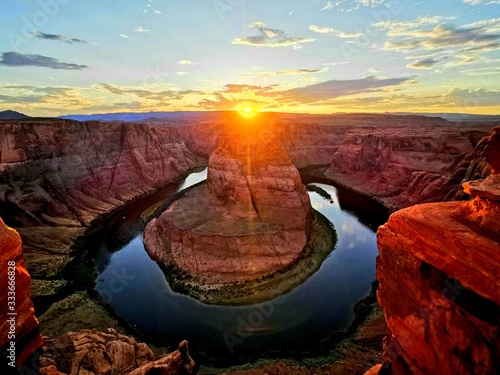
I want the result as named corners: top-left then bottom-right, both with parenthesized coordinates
top-left (89, 168), bottom-right (386, 366)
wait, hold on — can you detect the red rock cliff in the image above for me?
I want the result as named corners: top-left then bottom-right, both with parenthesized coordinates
top-left (374, 126), bottom-right (500, 374)
top-left (0, 119), bottom-right (198, 227)
top-left (0, 218), bottom-right (41, 367)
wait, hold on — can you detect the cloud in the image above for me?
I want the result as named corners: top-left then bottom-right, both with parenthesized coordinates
top-left (309, 24), bottom-right (362, 38)
top-left (321, 0), bottom-right (388, 12)
top-left (120, 34), bottom-right (130, 39)
top-left (444, 88), bottom-right (500, 106)
top-left (249, 67), bottom-right (329, 76)
top-left (31, 31), bottom-right (87, 44)
top-left (407, 57), bottom-right (439, 69)
top-left (94, 83), bottom-right (197, 101)
top-left (0, 52), bottom-right (88, 70)
top-left (198, 94), bottom-right (269, 110)
top-left (373, 16), bottom-right (456, 36)
top-left (153, 10), bottom-right (162, 15)
top-left (280, 76), bottom-right (413, 103)
top-left (385, 24), bottom-right (499, 51)
top-left (381, 18), bottom-right (500, 67)
top-left (134, 26), bottom-right (151, 33)
top-left (463, 0), bottom-right (500, 4)
top-left (232, 22), bottom-right (315, 47)
top-left (178, 60), bottom-right (196, 65)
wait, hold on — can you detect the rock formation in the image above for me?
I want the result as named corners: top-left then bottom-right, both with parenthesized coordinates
top-left (0, 218), bottom-right (41, 367)
top-left (177, 114), bottom-right (493, 211)
top-left (144, 114), bottom-right (312, 299)
top-left (0, 119), bottom-right (198, 228)
top-left (39, 329), bottom-right (195, 375)
top-left (373, 126), bottom-right (500, 374)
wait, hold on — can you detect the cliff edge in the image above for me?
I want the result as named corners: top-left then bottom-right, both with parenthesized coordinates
top-left (373, 126), bottom-right (500, 374)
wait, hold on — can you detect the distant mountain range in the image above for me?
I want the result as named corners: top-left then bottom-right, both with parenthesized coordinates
top-left (59, 111), bottom-right (209, 122)
top-left (0, 110), bottom-right (30, 120)
top-left (60, 111), bottom-right (500, 123)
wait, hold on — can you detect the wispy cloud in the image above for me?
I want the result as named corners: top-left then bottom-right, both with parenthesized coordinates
top-left (94, 83), bottom-right (197, 101)
top-left (249, 67), bottom-right (329, 76)
top-left (463, 0), bottom-right (500, 5)
top-left (178, 60), bottom-right (197, 65)
top-left (31, 31), bottom-right (87, 44)
top-left (281, 76), bottom-right (413, 103)
top-left (321, 0), bottom-right (388, 12)
top-left (0, 52), bottom-right (88, 70)
top-left (134, 26), bottom-right (151, 33)
top-left (373, 15), bottom-right (456, 36)
top-left (407, 57), bottom-right (439, 69)
top-left (120, 34), bottom-right (130, 39)
top-left (383, 20), bottom-right (500, 51)
top-left (232, 22), bottom-right (315, 48)
top-left (309, 24), bottom-right (362, 38)
top-left (445, 87), bottom-right (500, 106)
top-left (380, 17), bottom-right (500, 68)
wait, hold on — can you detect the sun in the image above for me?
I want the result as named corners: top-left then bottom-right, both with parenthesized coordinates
top-left (237, 104), bottom-right (259, 119)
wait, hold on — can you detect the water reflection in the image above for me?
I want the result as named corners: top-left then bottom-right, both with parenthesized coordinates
top-left (92, 171), bottom-right (383, 365)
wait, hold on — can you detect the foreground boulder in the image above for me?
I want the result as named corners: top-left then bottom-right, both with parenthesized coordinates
top-left (373, 126), bottom-right (500, 374)
top-left (39, 329), bottom-right (196, 375)
top-left (144, 114), bottom-right (312, 302)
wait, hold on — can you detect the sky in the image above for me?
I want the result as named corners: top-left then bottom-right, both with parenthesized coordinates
top-left (0, 0), bottom-right (499, 116)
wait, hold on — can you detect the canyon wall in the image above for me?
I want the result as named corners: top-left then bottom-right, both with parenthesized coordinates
top-left (373, 127), bottom-right (500, 374)
top-left (0, 119), bottom-right (199, 228)
top-left (0, 218), bottom-right (41, 367)
top-left (177, 114), bottom-right (493, 211)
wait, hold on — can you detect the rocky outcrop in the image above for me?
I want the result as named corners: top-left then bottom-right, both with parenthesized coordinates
top-left (144, 114), bottom-right (312, 301)
top-left (39, 329), bottom-right (195, 375)
top-left (374, 126), bottom-right (500, 374)
top-left (0, 119), bottom-right (198, 228)
top-left (0, 218), bottom-right (41, 367)
top-left (326, 124), bottom-right (492, 210)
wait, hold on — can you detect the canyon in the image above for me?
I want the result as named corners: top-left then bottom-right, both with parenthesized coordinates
top-left (0, 113), bottom-right (498, 374)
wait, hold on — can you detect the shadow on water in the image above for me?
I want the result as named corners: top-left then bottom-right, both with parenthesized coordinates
top-left (85, 168), bottom-right (389, 367)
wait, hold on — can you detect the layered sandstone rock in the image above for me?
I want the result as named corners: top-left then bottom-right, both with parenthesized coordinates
top-left (39, 329), bottom-right (195, 375)
top-left (374, 127), bottom-right (500, 374)
top-left (0, 119), bottom-right (198, 227)
top-left (144, 114), bottom-right (311, 291)
top-left (0, 218), bottom-right (41, 366)
top-left (326, 124), bottom-right (492, 210)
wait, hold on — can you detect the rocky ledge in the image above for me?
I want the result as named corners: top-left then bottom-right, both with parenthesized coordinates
top-left (144, 114), bottom-right (331, 304)
top-left (372, 126), bottom-right (500, 374)
top-left (39, 329), bottom-right (195, 375)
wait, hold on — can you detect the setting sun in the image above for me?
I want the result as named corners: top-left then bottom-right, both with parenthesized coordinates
top-left (237, 104), bottom-right (259, 119)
